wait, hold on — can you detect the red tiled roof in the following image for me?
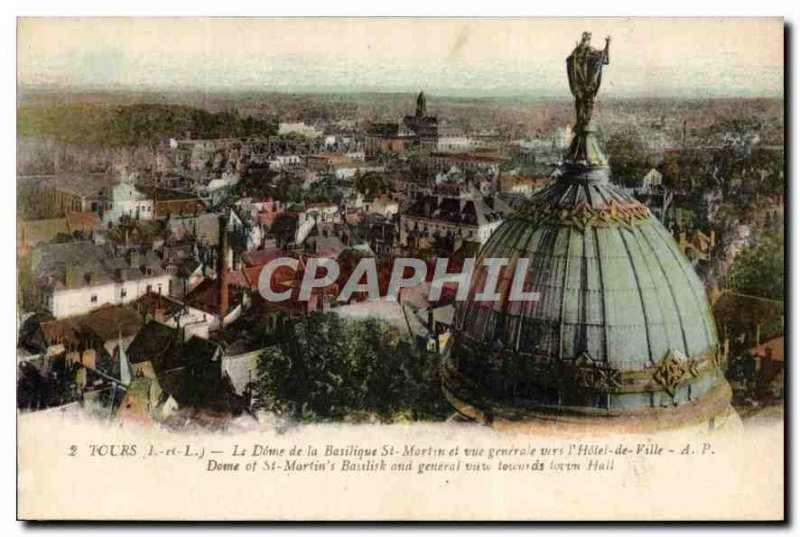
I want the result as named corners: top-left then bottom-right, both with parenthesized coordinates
top-left (750, 336), bottom-right (785, 362)
top-left (228, 266), bottom-right (265, 291)
top-left (184, 278), bottom-right (244, 315)
top-left (38, 305), bottom-right (143, 346)
top-left (242, 248), bottom-right (285, 268)
top-left (66, 211), bottom-right (102, 232)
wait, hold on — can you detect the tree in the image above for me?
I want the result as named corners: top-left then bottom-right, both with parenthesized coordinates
top-left (727, 230), bottom-right (784, 301)
top-left (255, 313), bottom-right (449, 422)
top-left (605, 130), bottom-right (657, 188)
top-left (270, 213), bottom-right (298, 247)
top-left (273, 173), bottom-right (304, 204)
top-left (257, 313), bottom-right (357, 421)
top-left (354, 172), bottom-right (389, 199)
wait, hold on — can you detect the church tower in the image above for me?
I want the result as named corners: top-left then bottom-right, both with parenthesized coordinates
top-left (416, 91), bottom-right (427, 118)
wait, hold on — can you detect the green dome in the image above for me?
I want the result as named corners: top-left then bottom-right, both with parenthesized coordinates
top-left (443, 34), bottom-right (732, 423)
top-left (445, 166), bottom-right (728, 417)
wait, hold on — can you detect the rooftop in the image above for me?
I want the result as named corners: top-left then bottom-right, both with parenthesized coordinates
top-left (35, 173), bottom-right (116, 199)
top-left (126, 320), bottom-right (178, 366)
top-left (31, 241), bottom-right (166, 291)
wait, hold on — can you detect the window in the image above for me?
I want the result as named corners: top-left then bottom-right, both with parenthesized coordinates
top-left (120, 288), bottom-right (127, 299)
top-left (146, 285), bottom-right (152, 294)
top-left (90, 295), bottom-right (98, 303)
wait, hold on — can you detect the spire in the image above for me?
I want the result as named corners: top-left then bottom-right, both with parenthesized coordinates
top-left (416, 91), bottom-right (427, 118)
top-left (117, 330), bottom-right (131, 387)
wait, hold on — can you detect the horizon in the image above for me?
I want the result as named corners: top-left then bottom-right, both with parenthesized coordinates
top-left (17, 84), bottom-right (785, 103)
top-left (18, 18), bottom-right (784, 100)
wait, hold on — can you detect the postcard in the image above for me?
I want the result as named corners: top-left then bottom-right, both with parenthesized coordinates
top-left (16, 17), bottom-right (784, 521)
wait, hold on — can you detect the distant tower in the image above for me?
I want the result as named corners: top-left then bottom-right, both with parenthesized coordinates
top-left (416, 91), bottom-right (427, 118)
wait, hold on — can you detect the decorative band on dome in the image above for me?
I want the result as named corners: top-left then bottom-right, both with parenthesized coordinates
top-left (447, 339), bottom-right (727, 399)
top-left (515, 198), bottom-right (652, 230)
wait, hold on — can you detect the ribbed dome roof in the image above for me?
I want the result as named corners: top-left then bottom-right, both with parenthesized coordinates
top-left (454, 167), bottom-right (718, 369)
top-left (445, 167), bottom-right (727, 417)
top-left (443, 35), bottom-right (730, 421)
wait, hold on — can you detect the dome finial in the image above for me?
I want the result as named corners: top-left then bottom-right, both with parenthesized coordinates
top-left (564, 32), bottom-right (612, 168)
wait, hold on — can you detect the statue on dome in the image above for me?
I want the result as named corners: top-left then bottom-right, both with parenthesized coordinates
top-left (567, 32), bottom-right (610, 129)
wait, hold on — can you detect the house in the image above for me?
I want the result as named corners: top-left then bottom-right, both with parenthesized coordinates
top-left (399, 188), bottom-right (511, 251)
top-left (102, 174), bottom-right (155, 224)
top-left (26, 241), bottom-right (171, 318)
top-left (23, 304), bottom-right (144, 365)
top-left (499, 175), bottom-right (550, 198)
top-left (268, 154), bottom-right (302, 170)
top-left (20, 173), bottom-right (115, 218)
top-left (200, 172), bottom-right (240, 206)
top-left (163, 257), bottom-right (204, 299)
top-left (641, 168), bottom-right (663, 190)
top-left (166, 213), bottom-right (222, 247)
top-left (235, 198), bottom-right (285, 230)
top-left (364, 122), bottom-right (415, 157)
top-left (363, 195), bottom-right (400, 219)
top-left (306, 153), bottom-right (383, 180)
top-left (278, 122), bottom-right (323, 138)
top-left (429, 152), bottom-right (504, 175)
top-left (116, 312), bottom-right (249, 423)
top-left (228, 204), bottom-right (269, 253)
top-left (148, 188), bottom-right (205, 219)
top-left (211, 312), bottom-right (281, 399)
top-left (131, 292), bottom-right (215, 341)
top-left (183, 276), bottom-right (245, 331)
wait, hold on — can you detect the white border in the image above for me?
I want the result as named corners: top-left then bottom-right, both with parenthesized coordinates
top-left (2, 1), bottom-right (793, 534)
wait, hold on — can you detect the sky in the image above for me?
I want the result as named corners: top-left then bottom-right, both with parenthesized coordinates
top-left (17, 18), bottom-right (784, 98)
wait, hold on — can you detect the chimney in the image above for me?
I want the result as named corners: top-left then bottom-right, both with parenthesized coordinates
top-left (82, 348), bottom-right (97, 370)
top-left (128, 249), bottom-right (140, 268)
top-left (64, 264), bottom-right (83, 288)
top-left (218, 213), bottom-right (230, 316)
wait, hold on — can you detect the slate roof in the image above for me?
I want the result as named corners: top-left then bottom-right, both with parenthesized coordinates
top-left (37, 173), bottom-right (115, 199)
top-left (131, 292), bottom-right (186, 320)
top-left (151, 336), bottom-right (244, 415)
top-left (76, 304), bottom-right (144, 342)
top-left (22, 218), bottom-right (69, 247)
top-left (126, 321), bottom-right (177, 365)
top-left (166, 213), bottom-right (221, 246)
top-left (31, 241), bottom-right (166, 291)
top-left (403, 193), bottom-right (509, 227)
